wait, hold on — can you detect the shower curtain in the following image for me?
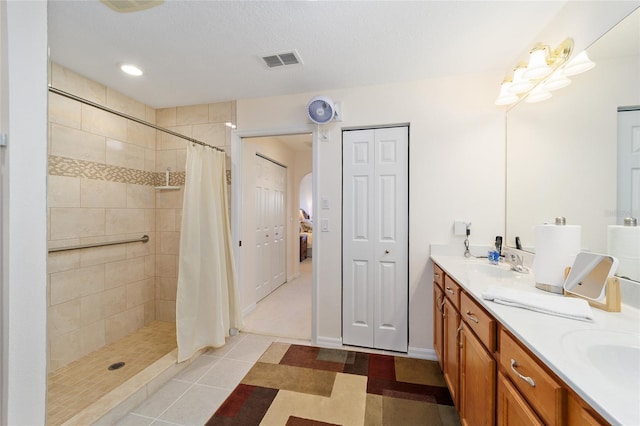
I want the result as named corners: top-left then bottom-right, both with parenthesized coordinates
top-left (176, 143), bottom-right (242, 363)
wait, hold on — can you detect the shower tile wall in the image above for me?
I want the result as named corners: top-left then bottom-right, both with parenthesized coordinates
top-left (47, 63), bottom-right (236, 371)
top-left (47, 64), bottom-right (158, 372)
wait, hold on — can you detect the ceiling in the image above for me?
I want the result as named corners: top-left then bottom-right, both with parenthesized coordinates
top-left (47, 0), bottom-right (569, 109)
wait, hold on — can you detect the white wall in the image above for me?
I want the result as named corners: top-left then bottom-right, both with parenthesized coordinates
top-left (2, 1), bottom-right (48, 424)
top-left (238, 72), bottom-right (506, 352)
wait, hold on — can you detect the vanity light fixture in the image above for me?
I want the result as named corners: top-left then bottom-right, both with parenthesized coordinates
top-left (225, 122), bottom-right (237, 129)
top-left (495, 78), bottom-right (520, 106)
top-left (562, 50), bottom-right (596, 76)
top-left (543, 70), bottom-right (572, 91)
top-left (509, 65), bottom-right (534, 94)
top-left (523, 44), bottom-right (553, 79)
top-left (494, 38), bottom-right (594, 106)
top-left (120, 64), bottom-right (143, 76)
top-left (525, 85), bottom-right (552, 103)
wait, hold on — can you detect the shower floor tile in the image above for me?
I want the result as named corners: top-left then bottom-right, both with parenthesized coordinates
top-left (46, 321), bottom-right (176, 426)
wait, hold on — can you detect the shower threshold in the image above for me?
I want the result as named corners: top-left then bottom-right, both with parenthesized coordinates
top-left (46, 321), bottom-right (194, 425)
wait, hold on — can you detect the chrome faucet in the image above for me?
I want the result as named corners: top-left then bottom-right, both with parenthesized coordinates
top-left (506, 252), bottom-right (529, 273)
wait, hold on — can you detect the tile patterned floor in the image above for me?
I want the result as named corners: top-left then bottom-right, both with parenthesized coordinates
top-left (46, 321), bottom-right (176, 426)
top-left (116, 333), bottom-right (311, 425)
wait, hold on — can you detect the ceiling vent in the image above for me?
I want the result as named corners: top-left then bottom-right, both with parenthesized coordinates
top-left (261, 51), bottom-right (303, 69)
top-left (100, 0), bottom-right (164, 13)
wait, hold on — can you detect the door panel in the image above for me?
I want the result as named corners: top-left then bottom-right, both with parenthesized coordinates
top-left (343, 126), bottom-right (408, 352)
top-left (255, 155), bottom-right (286, 301)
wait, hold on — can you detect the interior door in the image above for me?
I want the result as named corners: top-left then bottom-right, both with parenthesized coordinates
top-left (255, 154), bottom-right (286, 301)
top-left (342, 126), bottom-right (409, 352)
top-left (271, 163), bottom-right (286, 292)
top-left (617, 109), bottom-right (640, 221)
top-left (255, 156), bottom-right (271, 301)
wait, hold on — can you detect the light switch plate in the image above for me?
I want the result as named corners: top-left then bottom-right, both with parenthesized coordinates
top-left (321, 197), bottom-right (329, 209)
top-left (321, 219), bottom-right (329, 232)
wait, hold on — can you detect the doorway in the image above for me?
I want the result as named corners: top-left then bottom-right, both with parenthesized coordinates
top-left (236, 132), bottom-right (314, 340)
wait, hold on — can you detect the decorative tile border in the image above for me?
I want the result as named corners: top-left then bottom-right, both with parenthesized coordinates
top-left (48, 156), bottom-right (233, 186)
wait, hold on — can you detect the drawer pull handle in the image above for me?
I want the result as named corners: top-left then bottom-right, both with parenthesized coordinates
top-left (436, 296), bottom-right (443, 313)
top-left (434, 273), bottom-right (441, 279)
top-left (465, 311), bottom-right (479, 324)
top-left (445, 287), bottom-right (455, 295)
top-left (510, 359), bottom-right (536, 387)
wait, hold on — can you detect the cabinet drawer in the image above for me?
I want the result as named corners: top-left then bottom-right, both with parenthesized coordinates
top-left (434, 264), bottom-right (444, 289)
top-left (500, 329), bottom-right (564, 425)
top-left (461, 291), bottom-right (496, 352)
top-left (443, 275), bottom-right (461, 309)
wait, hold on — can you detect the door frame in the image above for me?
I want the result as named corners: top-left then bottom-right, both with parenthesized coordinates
top-left (231, 125), bottom-right (319, 344)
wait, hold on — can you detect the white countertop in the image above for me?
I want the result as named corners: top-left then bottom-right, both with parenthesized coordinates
top-left (431, 254), bottom-right (640, 426)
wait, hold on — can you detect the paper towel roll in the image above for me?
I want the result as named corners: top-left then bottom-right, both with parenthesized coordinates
top-left (533, 224), bottom-right (581, 292)
top-left (608, 225), bottom-right (640, 279)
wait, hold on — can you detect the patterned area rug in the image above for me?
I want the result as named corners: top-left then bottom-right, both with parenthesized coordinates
top-left (206, 343), bottom-right (460, 425)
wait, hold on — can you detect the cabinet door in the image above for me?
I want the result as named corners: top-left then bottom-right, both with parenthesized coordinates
top-left (460, 323), bottom-right (496, 426)
top-left (443, 298), bottom-right (460, 407)
top-left (434, 284), bottom-right (444, 369)
top-left (497, 372), bottom-right (544, 426)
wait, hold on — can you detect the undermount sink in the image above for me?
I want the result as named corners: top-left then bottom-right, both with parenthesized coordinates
top-left (466, 262), bottom-right (516, 280)
top-left (561, 329), bottom-right (640, 392)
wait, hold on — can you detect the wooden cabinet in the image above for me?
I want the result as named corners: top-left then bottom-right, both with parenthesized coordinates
top-left (443, 297), bottom-right (460, 407)
top-left (499, 329), bottom-right (564, 425)
top-left (459, 317), bottom-right (496, 425)
top-left (497, 372), bottom-right (544, 426)
top-left (433, 284), bottom-right (444, 370)
top-left (431, 261), bottom-right (608, 426)
top-left (444, 274), bottom-right (461, 308)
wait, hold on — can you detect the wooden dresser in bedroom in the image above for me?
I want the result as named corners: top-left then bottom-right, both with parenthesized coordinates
top-left (300, 234), bottom-right (308, 261)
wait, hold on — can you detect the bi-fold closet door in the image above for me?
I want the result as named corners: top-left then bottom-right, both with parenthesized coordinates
top-left (255, 154), bottom-right (286, 302)
top-left (342, 126), bottom-right (409, 352)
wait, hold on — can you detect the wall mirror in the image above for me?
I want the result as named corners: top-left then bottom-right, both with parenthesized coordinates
top-left (506, 8), bottom-right (640, 283)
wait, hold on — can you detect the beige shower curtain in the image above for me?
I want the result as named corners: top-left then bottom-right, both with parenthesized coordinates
top-left (176, 143), bottom-right (242, 363)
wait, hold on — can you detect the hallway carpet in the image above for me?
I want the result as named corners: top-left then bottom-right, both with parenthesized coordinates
top-left (206, 343), bottom-right (460, 425)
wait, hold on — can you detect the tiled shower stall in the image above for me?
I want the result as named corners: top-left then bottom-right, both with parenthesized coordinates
top-left (46, 63), bottom-right (235, 422)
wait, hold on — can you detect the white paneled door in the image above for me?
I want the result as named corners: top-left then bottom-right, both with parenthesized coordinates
top-left (618, 109), bottom-right (640, 221)
top-left (342, 126), bottom-right (409, 352)
top-left (255, 155), bottom-right (286, 302)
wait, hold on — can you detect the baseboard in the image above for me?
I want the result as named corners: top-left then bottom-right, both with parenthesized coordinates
top-left (408, 346), bottom-right (437, 361)
top-left (315, 336), bottom-right (343, 348)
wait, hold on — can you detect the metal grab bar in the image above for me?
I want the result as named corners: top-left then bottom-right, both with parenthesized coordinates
top-left (48, 235), bottom-right (149, 253)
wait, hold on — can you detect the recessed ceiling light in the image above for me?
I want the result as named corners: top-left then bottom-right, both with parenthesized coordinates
top-left (120, 64), bottom-right (143, 76)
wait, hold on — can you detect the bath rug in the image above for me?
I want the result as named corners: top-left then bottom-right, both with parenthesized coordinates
top-left (206, 343), bottom-right (460, 425)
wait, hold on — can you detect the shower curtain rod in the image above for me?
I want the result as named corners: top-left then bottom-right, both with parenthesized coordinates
top-left (48, 86), bottom-right (225, 153)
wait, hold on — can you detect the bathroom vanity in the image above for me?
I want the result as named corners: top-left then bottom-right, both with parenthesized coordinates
top-left (431, 253), bottom-right (640, 425)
